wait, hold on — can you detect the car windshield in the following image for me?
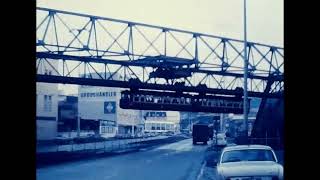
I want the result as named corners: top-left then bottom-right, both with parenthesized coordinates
top-left (221, 149), bottom-right (276, 163)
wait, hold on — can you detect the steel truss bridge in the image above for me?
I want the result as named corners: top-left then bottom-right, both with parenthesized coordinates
top-left (36, 7), bottom-right (284, 100)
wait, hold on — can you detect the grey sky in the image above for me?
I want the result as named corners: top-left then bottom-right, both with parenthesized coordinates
top-left (37, 0), bottom-right (283, 95)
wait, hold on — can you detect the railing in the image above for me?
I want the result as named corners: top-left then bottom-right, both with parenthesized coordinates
top-left (37, 136), bottom-right (169, 153)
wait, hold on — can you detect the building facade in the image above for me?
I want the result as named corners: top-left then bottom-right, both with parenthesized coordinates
top-left (36, 61), bottom-right (59, 140)
top-left (143, 111), bottom-right (180, 133)
top-left (78, 73), bottom-right (142, 138)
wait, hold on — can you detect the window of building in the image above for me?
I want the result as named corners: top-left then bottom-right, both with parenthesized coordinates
top-left (151, 123), bottom-right (156, 130)
top-left (105, 127), bottom-right (108, 133)
top-left (48, 95), bottom-right (52, 112)
top-left (44, 95), bottom-right (52, 112)
top-left (156, 123), bottom-right (160, 130)
top-left (102, 126), bottom-right (113, 134)
top-left (101, 126), bottom-right (105, 133)
top-left (145, 123), bottom-right (149, 130)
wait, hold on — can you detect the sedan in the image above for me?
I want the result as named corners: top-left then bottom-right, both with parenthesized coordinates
top-left (214, 145), bottom-right (283, 180)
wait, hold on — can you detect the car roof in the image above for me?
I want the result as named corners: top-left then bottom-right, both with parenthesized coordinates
top-left (222, 144), bottom-right (273, 152)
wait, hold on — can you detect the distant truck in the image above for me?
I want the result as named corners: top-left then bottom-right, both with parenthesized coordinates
top-left (192, 124), bottom-right (213, 145)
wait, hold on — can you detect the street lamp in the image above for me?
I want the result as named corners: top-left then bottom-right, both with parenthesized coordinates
top-left (243, 0), bottom-right (249, 140)
top-left (77, 113), bottom-right (81, 137)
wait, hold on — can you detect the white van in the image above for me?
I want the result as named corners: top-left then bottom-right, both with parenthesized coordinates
top-left (216, 133), bottom-right (227, 146)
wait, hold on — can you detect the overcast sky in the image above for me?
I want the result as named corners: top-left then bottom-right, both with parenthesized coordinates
top-left (37, 0), bottom-right (283, 95)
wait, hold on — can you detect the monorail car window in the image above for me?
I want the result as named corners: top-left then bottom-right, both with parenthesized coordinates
top-left (133, 95), bottom-right (139, 102)
top-left (172, 98), bottom-right (180, 104)
top-left (220, 100), bottom-right (226, 107)
top-left (157, 97), bottom-right (163, 104)
top-left (180, 97), bottom-right (185, 104)
top-left (146, 95), bottom-right (153, 103)
top-left (236, 102), bottom-right (241, 108)
top-left (164, 97), bottom-right (169, 104)
top-left (173, 98), bottom-right (177, 104)
top-left (171, 98), bottom-right (175, 104)
top-left (233, 102), bottom-right (238, 108)
top-left (126, 94), bottom-right (130, 99)
top-left (140, 95), bottom-right (145, 102)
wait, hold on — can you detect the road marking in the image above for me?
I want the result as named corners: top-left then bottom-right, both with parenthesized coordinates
top-left (196, 161), bottom-right (206, 180)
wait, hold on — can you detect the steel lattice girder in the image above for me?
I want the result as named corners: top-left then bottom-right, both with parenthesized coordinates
top-left (36, 7), bottom-right (284, 97)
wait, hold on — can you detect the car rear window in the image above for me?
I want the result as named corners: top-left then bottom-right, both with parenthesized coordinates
top-left (221, 149), bottom-right (276, 163)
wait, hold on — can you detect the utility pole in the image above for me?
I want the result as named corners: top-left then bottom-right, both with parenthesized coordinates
top-left (220, 114), bottom-right (224, 133)
top-left (77, 114), bottom-right (80, 137)
top-left (131, 124), bottom-right (134, 137)
top-left (189, 112), bottom-right (191, 133)
top-left (243, 0), bottom-right (249, 141)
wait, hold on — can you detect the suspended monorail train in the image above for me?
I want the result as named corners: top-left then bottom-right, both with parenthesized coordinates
top-left (120, 90), bottom-right (249, 114)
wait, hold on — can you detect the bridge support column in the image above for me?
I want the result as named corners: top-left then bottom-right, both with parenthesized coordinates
top-left (251, 79), bottom-right (275, 138)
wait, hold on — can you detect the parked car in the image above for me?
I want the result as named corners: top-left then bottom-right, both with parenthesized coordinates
top-left (164, 131), bottom-right (174, 136)
top-left (135, 132), bottom-right (144, 138)
top-left (216, 133), bottom-right (227, 146)
top-left (215, 145), bottom-right (283, 180)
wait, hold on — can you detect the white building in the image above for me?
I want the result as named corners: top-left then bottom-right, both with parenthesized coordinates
top-left (36, 61), bottom-right (59, 140)
top-left (143, 111), bottom-right (180, 133)
top-left (78, 73), bottom-right (142, 138)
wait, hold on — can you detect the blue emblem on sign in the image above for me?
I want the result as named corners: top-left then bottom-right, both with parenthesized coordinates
top-left (104, 101), bottom-right (116, 114)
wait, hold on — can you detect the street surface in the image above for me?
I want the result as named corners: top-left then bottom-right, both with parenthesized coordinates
top-left (37, 138), bottom-right (209, 180)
